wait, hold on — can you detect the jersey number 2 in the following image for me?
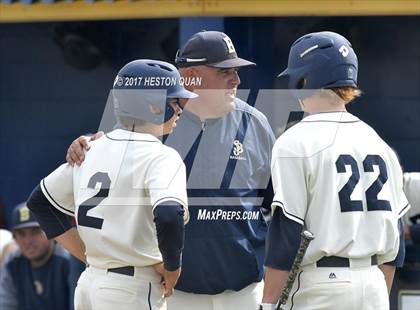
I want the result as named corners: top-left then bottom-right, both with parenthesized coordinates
top-left (78, 172), bottom-right (111, 229)
top-left (335, 154), bottom-right (391, 212)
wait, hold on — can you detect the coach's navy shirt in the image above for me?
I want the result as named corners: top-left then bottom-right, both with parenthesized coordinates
top-left (0, 244), bottom-right (72, 310)
top-left (165, 98), bottom-right (275, 294)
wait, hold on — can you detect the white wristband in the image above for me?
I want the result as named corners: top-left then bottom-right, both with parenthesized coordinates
top-left (259, 303), bottom-right (277, 310)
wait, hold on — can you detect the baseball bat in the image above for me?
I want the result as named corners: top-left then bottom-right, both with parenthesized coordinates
top-left (276, 230), bottom-right (314, 310)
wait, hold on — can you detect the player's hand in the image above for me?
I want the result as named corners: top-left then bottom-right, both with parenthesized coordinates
top-left (161, 267), bottom-right (181, 297)
top-left (152, 263), bottom-right (179, 297)
top-left (66, 131), bottom-right (104, 166)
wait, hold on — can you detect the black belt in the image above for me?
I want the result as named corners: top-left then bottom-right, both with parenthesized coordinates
top-left (107, 266), bottom-right (135, 276)
top-left (316, 255), bottom-right (378, 267)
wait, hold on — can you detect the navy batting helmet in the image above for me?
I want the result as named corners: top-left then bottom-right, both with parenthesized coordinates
top-left (278, 31), bottom-right (358, 90)
top-left (112, 59), bottom-right (197, 125)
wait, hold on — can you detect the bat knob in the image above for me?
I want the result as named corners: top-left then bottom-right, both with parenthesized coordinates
top-left (301, 230), bottom-right (314, 240)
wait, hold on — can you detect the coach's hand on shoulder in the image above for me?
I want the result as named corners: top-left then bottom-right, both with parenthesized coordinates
top-left (66, 131), bottom-right (104, 166)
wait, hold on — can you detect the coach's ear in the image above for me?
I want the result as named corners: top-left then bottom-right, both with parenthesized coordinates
top-left (180, 67), bottom-right (201, 93)
top-left (179, 67), bottom-right (197, 80)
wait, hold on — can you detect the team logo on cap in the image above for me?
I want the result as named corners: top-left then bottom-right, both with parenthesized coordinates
top-left (223, 37), bottom-right (236, 54)
top-left (19, 207), bottom-right (30, 222)
top-left (339, 45), bottom-right (349, 57)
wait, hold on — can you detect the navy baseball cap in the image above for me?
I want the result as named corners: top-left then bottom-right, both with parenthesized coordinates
top-left (175, 31), bottom-right (256, 68)
top-left (11, 202), bottom-right (40, 230)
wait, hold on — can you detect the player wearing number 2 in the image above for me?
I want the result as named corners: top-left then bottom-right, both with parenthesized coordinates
top-left (26, 59), bottom-right (197, 310)
top-left (261, 32), bottom-right (410, 310)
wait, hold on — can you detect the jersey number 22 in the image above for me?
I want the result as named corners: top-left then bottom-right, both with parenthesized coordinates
top-left (336, 154), bottom-right (391, 213)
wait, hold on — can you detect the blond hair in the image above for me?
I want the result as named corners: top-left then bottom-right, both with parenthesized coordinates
top-left (316, 87), bottom-right (362, 105)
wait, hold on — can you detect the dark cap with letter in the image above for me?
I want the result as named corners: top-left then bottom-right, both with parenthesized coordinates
top-left (175, 30), bottom-right (255, 68)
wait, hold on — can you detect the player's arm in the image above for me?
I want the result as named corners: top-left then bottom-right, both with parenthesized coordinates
top-left (66, 131), bottom-right (104, 166)
top-left (153, 201), bottom-right (185, 297)
top-left (263, 142), bottom-right (307, 305)
top-left (54, 228), bottom-right (86, 263)
top-left (380, 219), bottom-right (405, 294)
top-left (262, 207), bottom-right (302, 305)
top-left (27, 185), bottom-right (86, 262)
top-left (263, 268), bottom-right (289, 309)
top-left (154, 201), bottom-right (185, 271)
top-left (146, 150), bottom-right (188, 297)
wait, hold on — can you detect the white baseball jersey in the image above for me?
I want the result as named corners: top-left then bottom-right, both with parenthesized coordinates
top-left (41, 129), bottom-right (188, 269)
top-left (271, 112), bottom-right (409, 266)
top-left (402, 172), bottom-right (420, 226)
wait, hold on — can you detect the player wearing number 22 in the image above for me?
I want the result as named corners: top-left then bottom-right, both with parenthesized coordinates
top-left (261, 32), bottom-right (410, 310)
top-left (26, 59), bottom-right (197, 310)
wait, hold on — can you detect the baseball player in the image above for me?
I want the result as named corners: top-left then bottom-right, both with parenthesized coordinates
top-left (261, 32), bottom-right (409, 310)
top-left (66, 31), bottom-right (275, 310)
top-left (26, 59), bottom-right (197, 310)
